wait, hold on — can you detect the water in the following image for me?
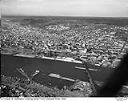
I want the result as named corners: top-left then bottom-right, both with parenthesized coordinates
top-left (1, 54), bottom-right (113, 88)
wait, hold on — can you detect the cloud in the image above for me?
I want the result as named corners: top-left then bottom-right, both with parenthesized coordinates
top-left (1, 0), bottom-right (128, 17)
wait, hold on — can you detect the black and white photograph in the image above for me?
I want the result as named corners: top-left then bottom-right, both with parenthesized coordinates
top-left (0, 0), bottom-right (128, 98)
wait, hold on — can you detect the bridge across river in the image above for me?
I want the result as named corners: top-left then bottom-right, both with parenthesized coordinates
top-left (1, 54), bottom-right (114, 88)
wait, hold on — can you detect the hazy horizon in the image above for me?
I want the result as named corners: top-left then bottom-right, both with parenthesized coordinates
top-left (2, 15), bottom-right (128, 18)
top-left (1, 0), bottom-right (128, 17)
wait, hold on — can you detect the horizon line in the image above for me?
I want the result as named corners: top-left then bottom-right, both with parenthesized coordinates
top-left (2, 15), bottom-right (128, 18)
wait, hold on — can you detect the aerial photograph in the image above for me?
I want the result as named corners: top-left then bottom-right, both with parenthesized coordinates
top-left (1, 0), bottom-right (128, 98)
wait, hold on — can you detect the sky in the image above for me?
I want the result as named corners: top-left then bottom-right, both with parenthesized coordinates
top-left (1, 0), bottom-right (128, 17)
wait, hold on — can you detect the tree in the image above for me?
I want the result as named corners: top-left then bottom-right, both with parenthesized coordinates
top-left (79, 58), bottom-right (97, 96)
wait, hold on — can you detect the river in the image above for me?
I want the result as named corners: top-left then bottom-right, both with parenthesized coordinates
top-left (1, 54), bottom-right (114, 88)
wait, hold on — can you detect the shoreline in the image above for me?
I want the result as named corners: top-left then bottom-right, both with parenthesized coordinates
top-left (1, 47), bottom-right (83, 64)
